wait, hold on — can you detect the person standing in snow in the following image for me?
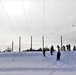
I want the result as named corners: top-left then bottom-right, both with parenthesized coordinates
top-left (43, 48), bottom-right (46, 57)
top-left (73, 45), bottom-right (76, 51)
top-left (68, 44), bottom-right (71, 51)
top-left (57, 50), bottom-right (61, 61)
top-left (63, 45), bottom-right (65, 51)
top-left (50, 45), bottom-right (54, 55)
top-left (57, 45), bottom-right (60, 51)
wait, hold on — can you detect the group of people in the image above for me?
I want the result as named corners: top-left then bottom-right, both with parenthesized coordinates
top-left (43, 44), bottom-right (76, 60)
top-left (43, 45), bottom-right (61, 61)
top-left (50, 45), bottom-right (61, 61)
top-left (57, 44), bottom-right (76, 51)
top-left (57, 44), bottom-right (71, 51)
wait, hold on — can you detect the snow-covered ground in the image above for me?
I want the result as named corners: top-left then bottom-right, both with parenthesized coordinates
top-left (0, 51), bottom-right (76, 75)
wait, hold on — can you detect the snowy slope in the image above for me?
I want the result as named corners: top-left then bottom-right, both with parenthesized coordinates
top-left (0, 51), bottom-right (76, 75)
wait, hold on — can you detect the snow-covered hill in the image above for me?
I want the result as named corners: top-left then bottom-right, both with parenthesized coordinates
top-left (0, 51), bottom-right (76, 75)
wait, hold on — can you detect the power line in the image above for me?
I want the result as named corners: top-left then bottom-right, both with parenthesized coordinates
top-left (43, 0), bottom-right (45, 36)
top-left (63, 25), bottom-right (73, 37)
top-left (22, 0), bottom-right (31, 36)
top-left (62, 23), bottom-right (76, 39)
top-left (62, 17), bottom-right (76, 38)
top-left (0, 0), bottom-right (19, 37)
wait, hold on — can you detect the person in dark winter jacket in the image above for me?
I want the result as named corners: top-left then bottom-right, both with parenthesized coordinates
top-left (57, 45), bottom-right (60, 51)
top-left (57, 50), bottom-right (61, 61)
top-left (50, 45), bottom-right (54, 55)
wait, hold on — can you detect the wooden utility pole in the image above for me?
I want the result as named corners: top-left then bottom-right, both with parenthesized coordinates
top-left (30, 36), bottom-right (32, 51)
top-left (61, 36), bottom-right (63, 50)
top-left (19, 36), bottom-right (21, 52)
top-left (12, 41), bottom-right (14, 52)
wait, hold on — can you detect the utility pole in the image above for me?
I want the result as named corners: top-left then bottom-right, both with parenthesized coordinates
top-left (42, 0), bottom-right (45, 57)
top-left (19, 36), bottom-right (21, 52)
top-left (42, 36), bottom-right (45, 57)
top-left (61, 36), bottom-right (63, 50)
top-left (42, 36), bottom-right (44, 50)
top-left (12, 41), bottom-right (14, 52)
top-left (30, 36), bottom-right (32, 51)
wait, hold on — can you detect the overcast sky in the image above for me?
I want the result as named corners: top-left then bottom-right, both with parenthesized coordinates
top-left (0, 0), bottom-right (76, 51)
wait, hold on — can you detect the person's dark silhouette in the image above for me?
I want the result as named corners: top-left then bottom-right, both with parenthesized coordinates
top-left (57, 50), bottom-right (61, 61)
top-left (73, 45), bottom-right (76, 51)
top-left (63, 45), bottom-right (65, 51)
top-left (57, 45), bottom-right (60, 51)
top-left (50, 45), bottom-right (54, 55)
top-left (68, 44), bottom-right (71, 51)
top-left (43, 48), bottom-right (45, 57)
top-left (66, 45), bottom-right (69, 50)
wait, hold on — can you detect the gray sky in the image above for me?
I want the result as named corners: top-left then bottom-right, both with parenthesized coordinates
top-left (0, 0), bottom-right (76, 51)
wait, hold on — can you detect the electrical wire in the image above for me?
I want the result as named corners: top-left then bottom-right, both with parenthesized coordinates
top-left (0, 0), bottom-right (19, 37)
top-left (62, 16), bottom-right (76, 39)
top-left (22, 0), bottom-right (31, 36)
top-left (43, 0), bottom-right (45, 36)
top-left (62, 23), bottom-right (75, 39)
top-left (63, 25), bottom-right (73, 37)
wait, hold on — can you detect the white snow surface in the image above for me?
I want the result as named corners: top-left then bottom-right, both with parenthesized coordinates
top-left (0, 51), bottom-right (76, 75)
